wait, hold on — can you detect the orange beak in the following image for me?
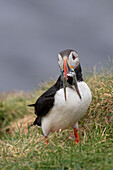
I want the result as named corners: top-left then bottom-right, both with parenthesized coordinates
top-left (63, 57), bottom-right (68, 80)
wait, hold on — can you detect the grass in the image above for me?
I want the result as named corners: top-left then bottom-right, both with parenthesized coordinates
top-left (0, 71), bottom-right (113, 169)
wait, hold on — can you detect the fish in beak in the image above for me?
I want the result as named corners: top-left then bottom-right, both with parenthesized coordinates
top-left (60, 57), bottom-right (82, 100)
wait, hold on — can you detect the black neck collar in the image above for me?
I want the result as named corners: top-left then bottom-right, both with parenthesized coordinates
top-left (74, 64), bottom-right (83, 82)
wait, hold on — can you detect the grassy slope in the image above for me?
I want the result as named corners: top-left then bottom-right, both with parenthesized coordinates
top-left (0, 73), bottom-right (113, 170)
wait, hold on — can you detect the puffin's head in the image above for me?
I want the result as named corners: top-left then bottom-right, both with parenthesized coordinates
top-left (58, 49), bottom-right (80, 80)
top-left (58, 49), bottom-right (81, 100)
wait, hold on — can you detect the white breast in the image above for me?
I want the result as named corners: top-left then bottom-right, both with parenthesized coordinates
top-left (42, 81), bottom-right (92, 136)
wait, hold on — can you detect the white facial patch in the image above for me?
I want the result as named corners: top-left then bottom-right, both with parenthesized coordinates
top-left (58, 54), bottom-right (63, 67)
top-left (68, 51), bottom-right (80, 69)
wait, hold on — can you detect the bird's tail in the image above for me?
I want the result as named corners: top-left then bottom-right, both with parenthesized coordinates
top-left (28, 104), bottom-right (35, 107)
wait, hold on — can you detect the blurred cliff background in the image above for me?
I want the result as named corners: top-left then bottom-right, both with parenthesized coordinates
top-left (0, 0), bottom-right (113, 93)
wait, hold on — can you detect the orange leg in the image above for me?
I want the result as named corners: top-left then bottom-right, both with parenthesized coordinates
top-left (45, 136), bottom-right (48, 145)
top-left (73, 128), bottom-right (80, 145)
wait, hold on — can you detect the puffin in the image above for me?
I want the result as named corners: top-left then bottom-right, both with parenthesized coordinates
top-left (28, 49), bottom-right (92, 144)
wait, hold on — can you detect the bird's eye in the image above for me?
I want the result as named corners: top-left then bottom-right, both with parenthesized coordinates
top-left (72, 54), bottom-right (76, 60)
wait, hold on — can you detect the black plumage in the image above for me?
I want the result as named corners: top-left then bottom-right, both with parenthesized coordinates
top-left (28, 76), bottom-right (63, 126)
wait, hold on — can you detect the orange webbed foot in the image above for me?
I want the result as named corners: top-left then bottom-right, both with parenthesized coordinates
top-left (45, 136), bottom-right (48, 145)
top-left (73, 128), bottom-right (80, 145)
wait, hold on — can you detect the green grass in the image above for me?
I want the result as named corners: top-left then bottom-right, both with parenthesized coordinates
top-left (0, 72), bottom-right (113, 169)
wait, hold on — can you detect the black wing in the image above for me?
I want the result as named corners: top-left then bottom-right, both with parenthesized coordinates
top-left (28, 76), bottom-right (63, 126)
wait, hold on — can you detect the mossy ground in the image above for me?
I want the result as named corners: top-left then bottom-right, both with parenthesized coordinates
top-left (0, 72), bottom-right (113, 169)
